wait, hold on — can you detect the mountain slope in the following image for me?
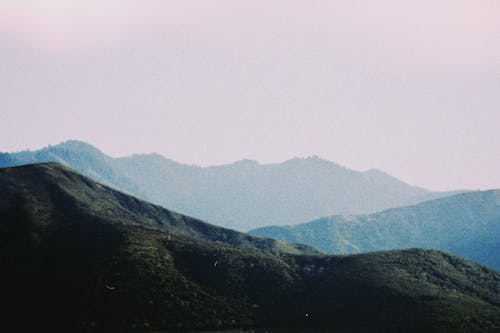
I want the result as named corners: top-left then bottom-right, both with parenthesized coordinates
top-left (0, 163), bottom-right (499, 332)
top-left (250, 191), bottom-right (500, 270)
top-left (0, 162), bottom-right (316, 256)
top-left (0, 140), bottom-right (459, 230)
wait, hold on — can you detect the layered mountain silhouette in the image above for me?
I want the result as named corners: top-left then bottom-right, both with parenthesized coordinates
top-left (0, 163), bottom-right (499, 332)
top-left (250, 191), bottom-right (500, 270)
top-left (0, 140), bottom-right (460, 230)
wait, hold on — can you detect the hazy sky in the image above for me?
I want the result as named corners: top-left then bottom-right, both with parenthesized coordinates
top-left (1, 1), bottom-right (499, 191)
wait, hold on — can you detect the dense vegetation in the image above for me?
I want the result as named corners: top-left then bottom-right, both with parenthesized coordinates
top-left (0, 140), bottom-right (459, 230)
top-left (250, 191), bottom-right (500, 271)
top-left (0, 163), bottom-right (498, 332)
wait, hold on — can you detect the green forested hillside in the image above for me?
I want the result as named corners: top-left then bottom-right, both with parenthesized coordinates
top-left (250, 191), bottom-right (500, 270)
top-left (0, 163), bottom-right (498, 332)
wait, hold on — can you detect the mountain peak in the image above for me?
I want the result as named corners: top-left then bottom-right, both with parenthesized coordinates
top-left (284, 155), bottom-right (337, 166)
top-left (51, 140), bottom-right (104, 155)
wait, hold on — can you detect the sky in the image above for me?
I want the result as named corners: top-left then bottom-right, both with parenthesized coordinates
top-left (0, 1), bottom-right (499, 191)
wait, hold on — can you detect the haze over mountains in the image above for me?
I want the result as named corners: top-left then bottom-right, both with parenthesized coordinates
top-left (1, 163), bottom-right (498, 332)
top-left (250, 191), bottom-right (500, 271)
top-left (0, 140), bottom-right (460, 231)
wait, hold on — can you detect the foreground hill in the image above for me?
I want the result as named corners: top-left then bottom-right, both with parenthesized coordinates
top-left (0, 163), bottom-right (498, 332)
top-left (0, 140), bottom-right (459, 230)
top-left (250, 191), bottom-right (500, 270)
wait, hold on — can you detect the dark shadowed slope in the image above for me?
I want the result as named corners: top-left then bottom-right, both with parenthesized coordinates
top-left (0, 140), bottom-right (460, 230)
top-left (0, 163), bottom-right (316, 256)
top-left (0, 163), bottom-right (498, 332)
top-left (250, 191), bottom-right (500, 270)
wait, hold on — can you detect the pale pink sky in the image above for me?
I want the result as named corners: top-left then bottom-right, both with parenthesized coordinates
top-left (1, 1), bottom-right (499, 191)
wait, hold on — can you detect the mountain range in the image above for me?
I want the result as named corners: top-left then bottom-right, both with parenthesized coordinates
top-left (250, 190), bottom-right (500, 271)
top-left (0, 140), bottom-right (460, 231)
top-left (1, 163), bottom-right (498, 332)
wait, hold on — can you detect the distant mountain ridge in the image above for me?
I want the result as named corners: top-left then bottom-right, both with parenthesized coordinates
top-left (0, 140), bottom-right (461, 230)
top-left (250, 190), bottom-right (500, 270)
top-left (0, 163), bottom-right (498, 332)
